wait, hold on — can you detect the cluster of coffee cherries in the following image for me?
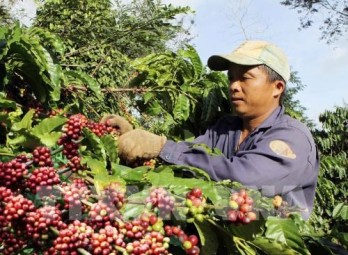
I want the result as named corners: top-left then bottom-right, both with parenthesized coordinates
top-left (164, 225), bottom-right (200, 255)
top-left (25, 166), bottom-right (61, 194)
top-left (32, 146), bottom-right (53, 167)
top-left (57, 113), bottom-right (120, 172)
top-left (50, 220), bottom-right (94, 254)
top-left (66, 155), bottom-right (84, 173)
top-left (59, 178), bottom-right (92, 217)
top-left (89, 225), bottom-right (123, 255)
top-left (272, 195), bottom-right (292, 218)
top-left (58, 113), bottom-right (88, 160)
top-left (123, 215), bottom-right (171, 255)
top-left (0, 179), bottom-right (195, 255)
top-left (0, 158), bottom-right (29, 189)
top-left (31, 105), bottom-right (65, 119)
top-left (184, 188), bottom-right (206, 222)
top-left (143, 158), bottom-right (158, 169)
top-left (129, 158), bottom-right (159, 169)
top-left (87, 201), bottom-right (121, 230)
top-left (86, 121), bottom-right (120, 137)
top-left (226, 189), bottom-right (257, 224)
top-left (25, 205), bottom-right (66, 245)
top-left (101, 182), bottom-right (126, 210)
top-left (0, 188), bottom-right (36, 254)
top-left (145, 187), bottom-right (175, 219)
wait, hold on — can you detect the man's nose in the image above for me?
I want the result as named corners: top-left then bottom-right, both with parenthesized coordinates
top-left (230, 80), bottom-right (241, 92)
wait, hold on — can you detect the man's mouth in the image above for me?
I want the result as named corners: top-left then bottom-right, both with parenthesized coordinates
top-left (231, 97), bottom-right (243, 102)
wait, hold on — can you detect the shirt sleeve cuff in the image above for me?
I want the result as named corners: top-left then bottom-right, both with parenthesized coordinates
top-left (159, 140), bottom-right (189, 164)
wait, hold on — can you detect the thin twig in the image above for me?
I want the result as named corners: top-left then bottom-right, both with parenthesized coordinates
top-left (77, 248), bottom-right (92, 255)
top-left (51, 146), bottom-right (64, 155)
top-left (57, 167), bottom-right (71, 175)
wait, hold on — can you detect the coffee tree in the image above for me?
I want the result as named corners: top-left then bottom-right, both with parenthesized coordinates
top-left (0, 108), bottom-right (330, 255)
top-left (32, 0), bottom-right (193, 116)
top-left (309, 106), bottom-right (348, 242)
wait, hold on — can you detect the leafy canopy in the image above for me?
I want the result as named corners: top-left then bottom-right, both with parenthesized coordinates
top-left (281, 0), bottom-right (348, 44)
top-left (33, 0), bottom-right (193, 116)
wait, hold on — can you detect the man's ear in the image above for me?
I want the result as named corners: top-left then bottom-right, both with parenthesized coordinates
top-left (273, 80), bottom-right (285, 98)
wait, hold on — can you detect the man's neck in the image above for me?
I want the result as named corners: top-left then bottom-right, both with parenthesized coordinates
top-left (241, 106), bottom-right (279, 133)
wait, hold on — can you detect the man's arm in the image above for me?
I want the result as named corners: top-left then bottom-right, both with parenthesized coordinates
top-left (159, 125), bottom-right (319, 218)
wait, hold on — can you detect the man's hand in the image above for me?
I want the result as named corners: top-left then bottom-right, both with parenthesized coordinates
top-left (118, 129), bottom-right (167, 163)
top-left (100, 114), bottom-right (133, 135)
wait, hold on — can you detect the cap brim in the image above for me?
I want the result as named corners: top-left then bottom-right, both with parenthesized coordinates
top-left (207, 55), bottom-right (231, 71)
top-left (207, 54), bottom-right (264, 71)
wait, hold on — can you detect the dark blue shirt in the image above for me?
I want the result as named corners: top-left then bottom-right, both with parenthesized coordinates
top-left (159, 106), bottom-right (319, 219)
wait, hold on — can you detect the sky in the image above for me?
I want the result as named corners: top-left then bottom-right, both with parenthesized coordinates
top-left (10, 0), bottom-right (348, 127)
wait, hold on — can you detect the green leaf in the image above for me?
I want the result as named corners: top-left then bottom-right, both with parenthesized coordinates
top-left (157, 72), bottom-right (174, 86)
top-left (81, 128), bottom-right (106, 163)
top-left (172, 165), bottom-right (211, 181)
top-left (301, 236), bottom-right (337, 255)
top-left (28, 27), bottom-right (66, 56)
top-left (83, 156), bottom-right (106, 176)
top-left (31, 116), bottom-right (67, 145)
top-left (179, 45), bottom-right (203, 80)
top-left (331, 225), bottom-right (348, 248)
top-left (0, 23), bottom-right (21, 59)
top-left (11, 109), bottom-right (35, 131)
top-left (147, 99), bottom-right (163, 115)
top-left (22, 247), bottom-right (34, 255)
top-left (38, 132), bottom-right (62, 147)
top-left (177, 59), bottom-right (194, 84)
top-left (7, 132), bottom-right (41, 149)
top-left (110, 163), bottom-right (133, 174)
top-left (65, 70), bottom-right (102, 99)
top-left (288, 214), bottom-right (314, 236)
top-left (173, 94), bottom-right (190, 121)
top-left (7, 135), bottom-right (27, 145)
top-left (83, 156), bottom-right (125, 195)
top-left (182, 129), bottom-right (195, 141)
top-left (233, 236), bottom-right (257, 255)
top-left (252, 237), bottom-right (302, 255)
top-left (204, 219), bottom-right (236, 254)
top-left (146, 166), bottom-right (175, 186)
top-left (264, 216), bottom-right (310, 255)
top-left (46, 62), bottom-right (62, 101)
top-left (120, 166), bottom-right (149, 182)
top-left (123, 188), bottom-right (149, 220)
top-left (228, 218), bottom-right (266, 241)
top-left (0, 97), bottom-right (16, 109)
top-left (143, 92), bottom-right (155, 104)
top-left (332, 203), bottom-right (348, 220)
top-left (152, 165), bottom-right (228, 204)
top-left (201, 86), bottom-right (220, 123)
top-left (32, 116), bottom-right (67, 135)
top-left (0, 147), bottom-right (14, 157)
top-left (100, 135), bottom-right (119, 164)
top-left (8, 41), bottom-right (50, 102)
top-left (20, 36), bottom-right (62, 101)
top-left (194, 221), bottom-right (219, 255)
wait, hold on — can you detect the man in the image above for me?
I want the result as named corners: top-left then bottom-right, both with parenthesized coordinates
top-left (102, 40), bottom-right (319, 219)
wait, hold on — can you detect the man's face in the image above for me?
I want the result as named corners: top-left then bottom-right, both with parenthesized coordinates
top-left (228, 64), bottom-right (282, 119)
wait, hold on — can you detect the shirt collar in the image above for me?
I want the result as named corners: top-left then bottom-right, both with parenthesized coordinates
top-left (256, 105), bottom-right (284, 130)
top-left (235, 106), bottom-right (284, 133)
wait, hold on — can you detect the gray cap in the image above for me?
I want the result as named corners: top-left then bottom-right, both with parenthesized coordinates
top-left (207, 40), bottom-right (291, 82)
